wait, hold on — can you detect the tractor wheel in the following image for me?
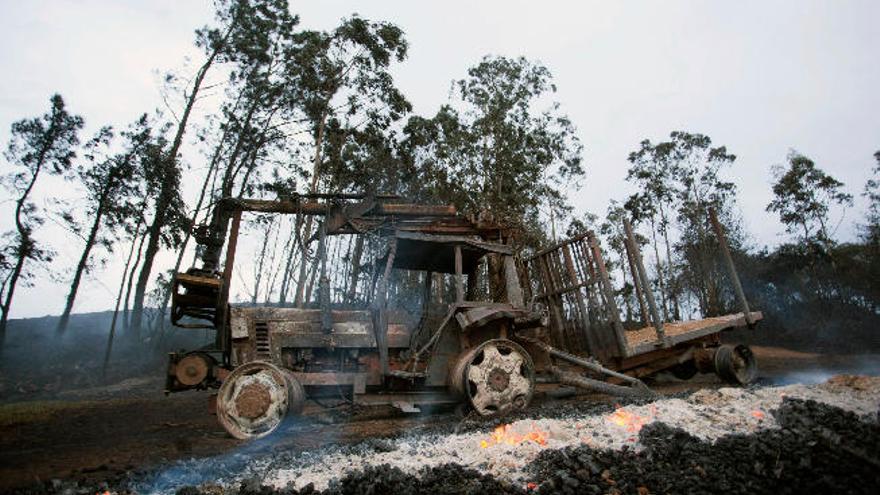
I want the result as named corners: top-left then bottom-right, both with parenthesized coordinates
top-left (451, 339), bottom-right (535, 416)
top-left (216, 361), bottom-right (305, 439)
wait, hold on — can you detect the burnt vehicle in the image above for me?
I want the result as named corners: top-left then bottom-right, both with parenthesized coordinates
top-left (167, 194), bottom-right (761, 439)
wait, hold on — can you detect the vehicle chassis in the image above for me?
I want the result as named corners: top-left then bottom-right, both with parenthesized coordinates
top-left (167, 195), bottom-right (761, 439)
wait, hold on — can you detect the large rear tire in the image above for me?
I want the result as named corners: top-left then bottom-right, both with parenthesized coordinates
top-left (216, 361), bottom-right (305, 439)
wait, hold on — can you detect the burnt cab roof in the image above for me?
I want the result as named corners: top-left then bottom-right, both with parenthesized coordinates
top-left (380, 231), bottom-right (512, 274)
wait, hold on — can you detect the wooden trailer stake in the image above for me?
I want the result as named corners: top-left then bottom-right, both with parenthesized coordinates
top-left (623, 219), bottom-right (667, 345)
top-left (708, 207), bottom-right (754, 326)
top-left (587, 232), bottom-right (629, 357)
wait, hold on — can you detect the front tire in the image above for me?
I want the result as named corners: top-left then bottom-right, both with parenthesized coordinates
top-left (451, 339), bottom-right (535, 416)
top-left (216, 361), bottom-right (305, 439)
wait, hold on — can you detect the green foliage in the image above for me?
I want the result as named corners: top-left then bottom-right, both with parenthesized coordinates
top-left (1, 94), bottom-right (83, 305)
top-left (402, 56), bottom-right (584, 245)
top-left (863, 151), bottom-right (880, 246)
top-left (297, 16), bottom-right (412, 194)
top-left (767, 152), bottom-right (853, 246)
top-left (624, 131), bottom-right (739, 318)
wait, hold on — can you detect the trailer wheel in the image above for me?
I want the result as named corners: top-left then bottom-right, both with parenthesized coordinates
top-left (216, 361), bottom-right (305, 439)
top-left (452, 339), bottom-right (535, 416)
top-left (714, 344), bottom-right (757, 385)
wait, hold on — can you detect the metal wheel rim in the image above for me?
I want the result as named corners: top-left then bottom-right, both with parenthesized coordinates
top-left (216, 361), bottom-right (291, 439)
top-left (462, 339), bottom-right (535, 416)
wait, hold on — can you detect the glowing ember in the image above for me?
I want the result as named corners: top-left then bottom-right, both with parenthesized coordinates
top-left (751, 410), bottom-right (765, 420)
top-left (606, 404), bottom-right (653, 433)
top-left (526, 482), bottom-right (538, 490)
top-left (479, 423), bottom-right (548, 448)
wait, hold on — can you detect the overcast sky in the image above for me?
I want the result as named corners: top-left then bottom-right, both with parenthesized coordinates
top-left (1, 0), bottom-right (878, 319)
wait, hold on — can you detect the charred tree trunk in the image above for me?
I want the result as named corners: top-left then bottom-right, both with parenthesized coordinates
top-left (277, 220), bottom-right (300, 304)
top-left (0, 131), bottom-right (55, 345)
top-left (252, 218), bottom-right (273, 303)
top-left (346, 235), bottom-right (364, 303)
top-left (303, 254), bottom-right (320, 305)
top-left (103, 221), bottom-right (143, 376)
top-left (129, 46), bottom-right (220, 338)
top-left (57, 189), bottom-right (110, 335)
top-left (648, 216), bottom-right (670, 321)
top-left (487, 253), bottom-right (506, 302)
top-left (294, 110), bottom-right (328, 307)
top-left (123, 227), bottom-right (147, 332)
top-left (0, 245), bottom-right (28, 346)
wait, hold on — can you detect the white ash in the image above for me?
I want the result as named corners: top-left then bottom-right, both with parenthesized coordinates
top-left (261, 376), bottom-right (880, 491)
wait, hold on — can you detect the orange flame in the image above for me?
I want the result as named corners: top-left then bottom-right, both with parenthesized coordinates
top-left (479, 423), bottom-right (548, 448)
top-left (751, 410), bottom-right (765, 420)
top-left (606, 404), bottom-right (653, 433)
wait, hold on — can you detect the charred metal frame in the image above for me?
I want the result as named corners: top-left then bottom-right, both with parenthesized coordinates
top-left (167, 193), bottom-right (763, 430)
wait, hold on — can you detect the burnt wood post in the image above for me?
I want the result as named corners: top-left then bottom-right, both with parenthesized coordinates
top-left (503, 255), bottom-right (524, 307)
top-left (536, 255), bottom-right (567, 347)
top-left (624, 239), bottom-right (651, 327)
top-left (587, 232), bottom-right (629, 357)
top-left (562, 244), bottom-right (594, 354)
top-left (318, 221), bottom-right (332, 333)
top-left (623, 219), bottom-right (667, 344)
top-left (374, 236), bottom-right (398, 377)
top-left (217, 210), bottom-right (242, 361)
top-left (346, 234), bottom-right (364, 303)
top-left (454, 245), bottom-right (464, 303)
top-left (708, 207), bottom-right (753, 326)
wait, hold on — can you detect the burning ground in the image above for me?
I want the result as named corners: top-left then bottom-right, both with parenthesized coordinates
top-left (142, 375), bottom-right (880, 495)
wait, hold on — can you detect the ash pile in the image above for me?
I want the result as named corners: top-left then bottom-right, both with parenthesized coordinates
top-left (169, 375), bottom-right (878, 495)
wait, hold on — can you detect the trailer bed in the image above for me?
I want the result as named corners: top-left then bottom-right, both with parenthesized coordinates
top-left (625, 311), bottom-right (763, 356)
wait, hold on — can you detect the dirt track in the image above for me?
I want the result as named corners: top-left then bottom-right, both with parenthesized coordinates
top-left (0, 345), bottom-right (876, 492)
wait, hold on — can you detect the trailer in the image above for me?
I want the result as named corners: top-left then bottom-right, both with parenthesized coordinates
top-left (166, 195), bottom-right (761, 439)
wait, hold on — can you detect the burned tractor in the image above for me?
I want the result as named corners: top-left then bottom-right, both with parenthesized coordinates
top-left (167, 195), bottom-right (761, 439)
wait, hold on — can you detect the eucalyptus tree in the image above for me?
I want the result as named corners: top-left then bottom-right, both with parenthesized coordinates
top-left (767, 152), bottom-right (853, 247)
top-left (402, 56), bottom-right (584, 246)
top-left (399, 56), bottom-right (584, 299)
top-left (668, 132), bottom-right (737, 317)
top-left (130, 0), bottom-right (299, 336)
top-left (129, 120), bottom-right (187, 339)
top-left (626, 137), bottom-right (679, 319)
top-left (863, 151), bottom-right (880, 247)
top-left (285, 16), bottom-right (411, 307)
top-left (622, 191), bottom-right (669, 319)
top-left (624, 131), bottom-right (738, 319)
top-left (0, 94), bottom-right (83, 344)
top-left (56, 116), bottom-right (154, 334)
top-left (598, 201), bottom-right (636, 321)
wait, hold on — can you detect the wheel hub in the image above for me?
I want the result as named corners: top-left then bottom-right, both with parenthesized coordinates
top-left (216, 361), bottom-right (305, 440)
top-left (235, 383), bottom-right (271, 419)
top-left (488, 368), bottom-right (510, 392)
top-left (454, 339), bottom-right (536, 416)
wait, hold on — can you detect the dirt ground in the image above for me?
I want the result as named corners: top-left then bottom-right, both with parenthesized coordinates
top-left (0, 345), bottom-right (876, 492)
